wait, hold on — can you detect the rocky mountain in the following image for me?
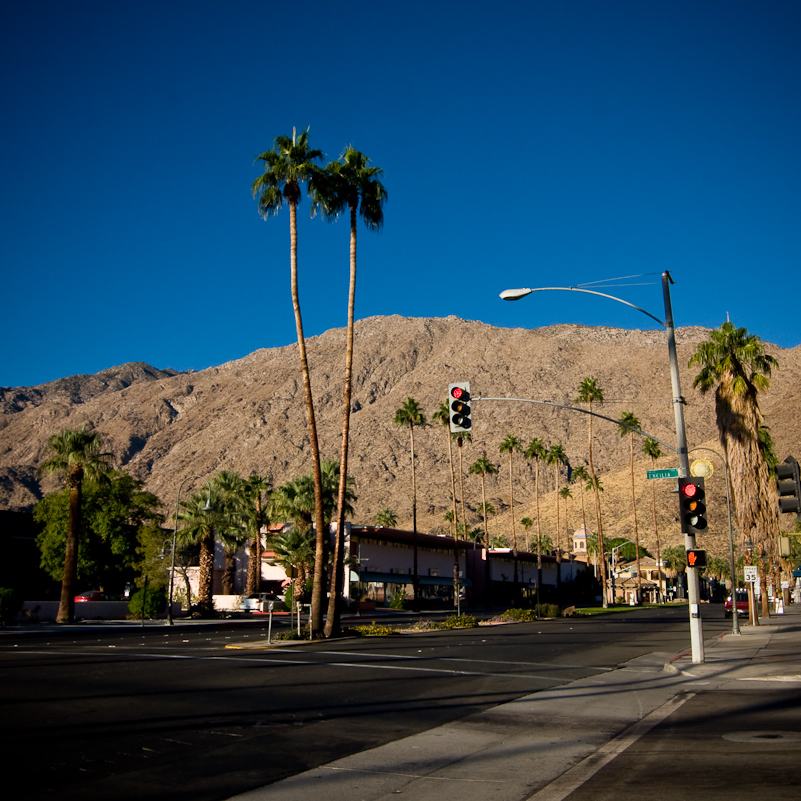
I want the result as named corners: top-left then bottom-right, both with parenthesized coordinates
top-left (2, 316), bottom-right (799, 561)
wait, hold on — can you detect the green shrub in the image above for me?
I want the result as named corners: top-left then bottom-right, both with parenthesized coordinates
top-left (353, 622), bottom-right (396, 636)
top-left (128, 587), bottom-right (167, 619)
top-left (389, 587), bottom-right (408, 610)
top-left (444, 614), bottom-right (477, 629)
top-left (501, 608), bottom-right (537, 622)
top-left (0, 588), bottom-right (22, 626)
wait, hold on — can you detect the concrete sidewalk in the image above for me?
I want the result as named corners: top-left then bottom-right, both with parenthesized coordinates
top-left (227, 605), bottom-right (801, 801)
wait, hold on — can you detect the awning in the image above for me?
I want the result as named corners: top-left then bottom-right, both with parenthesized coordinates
top-left (353, 571), bottom-right (472, 587)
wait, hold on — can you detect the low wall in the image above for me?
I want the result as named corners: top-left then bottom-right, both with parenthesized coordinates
top-left (18, 600), bottom-right (182, 623)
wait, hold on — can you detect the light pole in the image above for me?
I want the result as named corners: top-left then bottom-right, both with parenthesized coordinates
top-left (168, 475), bottom-right (213, 625)
top-left (501, 271), bottom-right (705, 662)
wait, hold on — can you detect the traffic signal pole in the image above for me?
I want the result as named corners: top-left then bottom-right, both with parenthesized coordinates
top-left (663, 272), bottom-right (704, 663)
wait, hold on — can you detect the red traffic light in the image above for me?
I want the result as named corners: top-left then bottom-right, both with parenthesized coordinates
top-left (451, 385), bottom-right (469, 401)
top-left (680, 482), bottom-right (698, 498)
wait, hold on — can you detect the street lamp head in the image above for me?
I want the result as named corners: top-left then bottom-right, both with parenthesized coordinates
top-left (202, 498), bottom-right (213, 513)
top-left (499, 288), bottom-right (533, 301)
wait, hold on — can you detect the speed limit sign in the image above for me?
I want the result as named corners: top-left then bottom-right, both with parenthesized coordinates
top-left (744, 565), bottom-right (758, 583)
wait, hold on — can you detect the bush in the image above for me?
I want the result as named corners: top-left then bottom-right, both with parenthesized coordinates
top-left (128, 587), bottom-right (167, 619)
top-left (0, 588), bottom-right (22, 626)
top-left (389, 587), bottom-right (407, 610)
top-left (501, 605), bottom-right (561, 621)
top-left (444, 614), bottom-right (478, 629)
top-left (353, 622), bottom-right (396, 636)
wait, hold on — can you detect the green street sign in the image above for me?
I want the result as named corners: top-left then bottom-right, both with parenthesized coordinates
top-left (647, 468), bottom-right (679, 480)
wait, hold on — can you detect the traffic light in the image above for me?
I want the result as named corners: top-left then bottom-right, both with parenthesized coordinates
top-left (687, 549), bottom-right (707, 569)
top-left (678, 476), bottom-right (707, 534)
top-left (448, 382), bottom-right (471, 433)
top-left (776, 456), bottom-right (801, 518)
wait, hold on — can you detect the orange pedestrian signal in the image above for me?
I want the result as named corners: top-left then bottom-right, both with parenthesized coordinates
top-left (687, 549), bottom-right (707, 569)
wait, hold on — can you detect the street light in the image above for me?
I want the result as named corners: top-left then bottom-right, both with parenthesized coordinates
top-left (168, 475), bottom-right (213, 625)
top-left (501, 272), bottom-right (705, 663)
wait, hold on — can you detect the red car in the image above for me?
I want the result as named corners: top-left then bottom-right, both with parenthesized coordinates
top-left (74, 590), bottom-right (109, 602)
top-left (724, 589), bottom-right (749, 617)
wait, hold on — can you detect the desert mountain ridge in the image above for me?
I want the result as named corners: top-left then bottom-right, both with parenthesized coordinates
top-left (2, 315), bottom-right (799, 561)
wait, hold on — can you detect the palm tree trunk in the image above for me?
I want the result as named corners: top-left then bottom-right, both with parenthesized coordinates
top-left (410, 424), bottom-right (419, 604)
top-left (630, 440), bottom-right (642, 603)
top-left (288, 200), bottom-right (327, 637)
top-left (555, 466), bottom-right (562, 600)
top-left (57, 476), bottom-right (82, 624)
top-left (480, 473), bottom-right (488, 548)
top-left (325, 204), bottom-right (358, 638)
top-left (245, 493), bottom-right (261, 597)
top-left (588, 406), bottom-right (607, 607)
top-left (535, 462), bottom-right (542, 591)
top-left (198, 532), bottom-right (215, 616)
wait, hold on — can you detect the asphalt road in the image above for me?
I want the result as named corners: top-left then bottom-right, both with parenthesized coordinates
top-left (0, 606), bottom-right (729, 801)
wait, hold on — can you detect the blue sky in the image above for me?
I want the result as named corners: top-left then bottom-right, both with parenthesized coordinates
top-left (2, 0), bottom-right (799, 388)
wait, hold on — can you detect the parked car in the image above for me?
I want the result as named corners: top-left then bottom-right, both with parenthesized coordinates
top-left (724, 589), bottom-right (749, 617)
top-left (74, 590), bottom-right (109, 602)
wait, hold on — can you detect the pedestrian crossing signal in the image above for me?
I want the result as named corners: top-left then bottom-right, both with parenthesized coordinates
top-left (687, 549), bottom-right (707, 569)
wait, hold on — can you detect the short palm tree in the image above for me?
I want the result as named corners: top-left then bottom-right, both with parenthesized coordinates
top-left (243, 474), bottom-right (271, 597)
top-left (210, 470), bottom-right (250, 596)
top-left (253, 127), bottom-right (327, 636)
top-left (38, 427), bottom-right (113, 623)
top-left (689, 321), bottom-right (780, 618)
top-left (576, 377), bottom-right (608, 606)
top-left (177, 491), bottom-right (223, 616)
top-left (393, 397), bottom-right (426, 602)
top-left (469, 454), bottom-right (498, 548)
top-left (375, 508), bottom-right (398, 527)
top-left (618, 411), bottom-right (643, 603)
top-left (643, 437), bottom-right (664, 602)
top-left (520, 517), bottom-right (534, 552)
top-left (268, 528), bottom-right (316, 605)
top-left (559, 486), bottom-right (573, 558)
top-left (312, 147), bottom-right (386, 639)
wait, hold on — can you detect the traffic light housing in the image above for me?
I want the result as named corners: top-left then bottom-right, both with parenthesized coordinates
top-left (776, 456), bottom-right (801, 519)
top-left (687, 549), bottom-right (707, 569)
top-left (448, 382), bottom-right (471, 433)
top-left (678, 477), bottom-right (707, 534)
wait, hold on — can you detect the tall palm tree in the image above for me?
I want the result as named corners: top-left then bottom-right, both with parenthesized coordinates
top-left (393, 397), bottom-right (426, 603)
top-left (38, 427), bottom-right (113, 623)
top-left (546, 443), bottom-right (568, 595)
top-left (559, 486), bottom-right (573, 560)
top-left (252, 127), bottom-right (327, 636)
top-left (689, 321), bottom-right (780, 619)
top-left (576, 377), bottom-right (608, 606)
top-left (313, 147), bottom-right (386, 639)
top-left (469, 454), bottom-right (498, 548)
top-left (524, 438), bottom-right (547, 592)
top-left (618, 411), bottom-right (643, 603)
top-left (642, 438), bottom-right (664, 603)
top-left (499, 435), bottom-right (523, 554)
top-left (520, 517), bottom-right (534, 552)
top-left (433, 402), bottom-right (459, 539)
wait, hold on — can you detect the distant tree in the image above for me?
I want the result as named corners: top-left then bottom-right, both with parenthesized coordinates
top-left (176, 491), bottom-right (221, 616)
top-left (393, 398), bottom-right (426, 603)
top-left (642, 438), bottom-right (664, 602)
top-left (37, 427), bottom-right (114, 623)
top-left (576, 377), bottom-right (607, 606)
top-left (571, 465), bottom-right (590, 533)
top-left (375, 508), bottom-right (398, 527)
top-left (469, 454), bottom-right (498, 548)
top-left (520, 517), bottom-right (534, 552)
top-left (499, 435), bottom-right (523, 554)
top-left (243, 474), bottom-right (271, 597)
top-left (618, 411), bottom-right (643, 603)
top-left (433, 402), bottom-right (459, 538)
top-left (524, 438), bottom-right (547, 591)
top-left (268, 528), bottom-right (316, 605)
top-left (546, 443), bottom-right (568, 595)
